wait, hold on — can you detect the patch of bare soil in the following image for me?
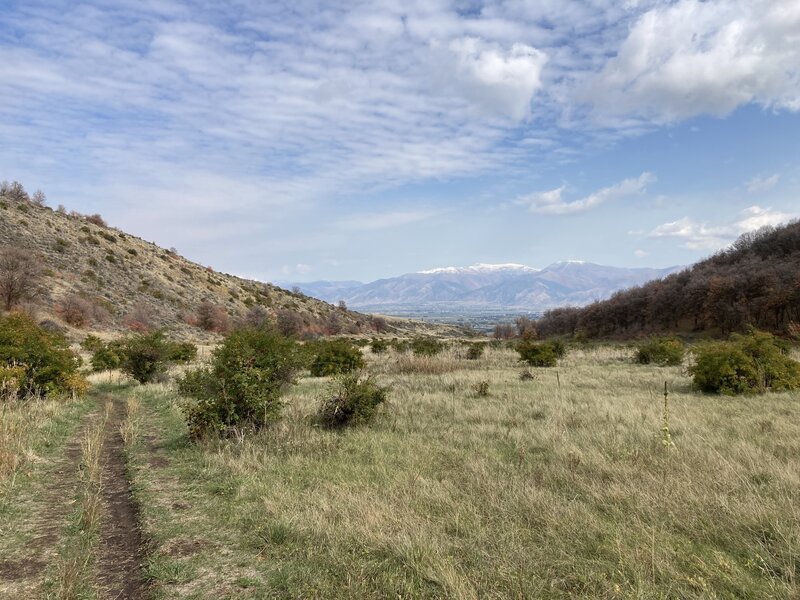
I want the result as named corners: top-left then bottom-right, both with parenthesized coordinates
top-left (95, 398), bottom-right (149, 600)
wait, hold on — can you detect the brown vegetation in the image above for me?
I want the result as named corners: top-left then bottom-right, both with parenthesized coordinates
top-left (538, 221), bottom-right (800, 338)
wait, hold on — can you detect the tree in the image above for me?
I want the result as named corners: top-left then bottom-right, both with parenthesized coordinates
top-left (0, 247), bottom-right (43, 311)
top-left (31, 189), bottom-right (47, 207)
top-left (0, 181), bottom-right (29, 202)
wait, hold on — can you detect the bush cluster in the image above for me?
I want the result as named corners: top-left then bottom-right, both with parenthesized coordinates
top-left (465, 342), bottom-right (485, 360)
top-left (316, 373), bottom-right (388, 429)
top-left (308, 339), bottom-right (365, 377)
top-left (89, 333), bottom-right (197, 379)
top-left (0, 312), bottom-right (86, 398)
top-left (369, 338), bottom-right (389, 354)
top-left (635, 338), bottom-right (685, 366)
top-left (689, 329), bottom-right (800, 395)
top-left (178, 328), bottom-right (303, 438)
top-left (411, 337), bottom-right (445, 357)
top-left (516, 339), bottom-right (566, 367)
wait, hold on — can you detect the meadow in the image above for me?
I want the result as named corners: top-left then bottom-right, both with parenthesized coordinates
top-left (2, 343), bottom-right (799, 599)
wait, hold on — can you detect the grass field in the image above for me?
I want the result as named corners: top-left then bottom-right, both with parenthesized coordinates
top-left (2, 344), bottom-right (799, 598)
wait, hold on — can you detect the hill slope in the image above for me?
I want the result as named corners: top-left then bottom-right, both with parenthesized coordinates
top-left (536, 221), bottom-right (800, 339)
top-left (0, 192), bottom-right (420, 339)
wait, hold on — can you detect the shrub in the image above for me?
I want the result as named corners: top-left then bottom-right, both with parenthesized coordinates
top-left (390, 338), bottom-right (411, 353)
top-left (411, 336), bottom-right (444, 357)
top-left (276, 309), bottom-right (304, 337)
top-left (309, 339), bottom-right (365, 377)
top-left (91, 341), bottom-right (125, 372)
top-left (120, 331), bottom-right (173, 383)
top-left (123, 302), bottom-right (154, 332)
top-left (195, 301), bottom-right (229, 333)
top-left (316, 373), bottom-right (388, 429)
top-left (473, 380), bottom-right (490, 396)
top-left (0, 312), bottom-right (86, 398)
top-left (370, 338), bottom-right (389, 354)
top-left (84, 214), bottom-right (107, 227)
top-left (465, 342), bottom-right (485, 360)
top-left (80, 334), bottom-right (105, 353)
top-left (56, 293), bottom-right (97, 328)
top-left (689, 330), bottom-right (800, 395)
top-left (635, 338), bottom-right (684, 366)
top-left (516, 340), bottom-right (560, 367)
top-left (166, 341), bottom-right (197, 364)
top-left (178, 328), bottom-right (302, 438)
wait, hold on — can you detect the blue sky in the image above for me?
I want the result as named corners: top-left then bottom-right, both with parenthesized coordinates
top-left (1, 0), bottom-right (799, 282)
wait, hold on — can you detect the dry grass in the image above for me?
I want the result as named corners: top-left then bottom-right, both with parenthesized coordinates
top-left (0, 395), bottom-right (78, 484)
top-left (51, 407), bottom-right (107, 599)
top-left (118, 343), bottom-right (800, 598)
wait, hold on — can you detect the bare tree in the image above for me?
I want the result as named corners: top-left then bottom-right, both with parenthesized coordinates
top-left (31, 189), bottom-right (47, 207)
top-left (0, 246), bottom-right (43, 311)
top-left (0, 181), bottom-right (29, 202)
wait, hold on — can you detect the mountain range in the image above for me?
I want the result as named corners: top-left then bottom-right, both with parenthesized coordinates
top-left (283, 262), bottom-right (683, 311)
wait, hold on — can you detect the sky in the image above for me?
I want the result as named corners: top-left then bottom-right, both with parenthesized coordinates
top-left (1, 0), bottom-right (799, 283)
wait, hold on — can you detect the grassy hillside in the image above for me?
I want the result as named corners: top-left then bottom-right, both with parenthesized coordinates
top-left (0, 189), bottom-right (446, 341)
top-left (537, 221), bottom-right (800, 340)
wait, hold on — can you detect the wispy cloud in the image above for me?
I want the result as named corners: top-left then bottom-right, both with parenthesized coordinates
top-left (746, 173), bottom-right (780, 194)
top-left (337, 209), bottom-right (442, 231)
top-left (518, 172), bottom-right (655, 215)
top-left (648, 205), bottom-right (796, 249)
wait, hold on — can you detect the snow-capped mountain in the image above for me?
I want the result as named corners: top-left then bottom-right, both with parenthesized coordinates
top-left (284, 261), bottom-right (683, 311)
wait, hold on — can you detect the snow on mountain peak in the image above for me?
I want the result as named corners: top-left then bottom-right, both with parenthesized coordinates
top-left (418, 263), bottom-right (539, 275)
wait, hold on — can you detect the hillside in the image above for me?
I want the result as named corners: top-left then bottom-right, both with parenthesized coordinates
top-left (287, 262), bottom-right (681, 311)
top-left (537, 221), bottom-right (800, 339)
top-left (0, 190), bottom-right (443, 340)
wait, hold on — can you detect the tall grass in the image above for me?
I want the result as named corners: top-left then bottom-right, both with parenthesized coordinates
top-left (121, 344), bottom-right (799, 598)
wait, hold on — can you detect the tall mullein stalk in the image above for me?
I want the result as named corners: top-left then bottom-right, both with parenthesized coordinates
top-left (661, 381), bottom-right (674, 449)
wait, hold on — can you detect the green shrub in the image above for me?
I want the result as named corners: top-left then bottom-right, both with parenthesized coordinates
top-left (550, 340), bottom-right (567, 359)
top-left (91, 341), bottom-right (125, 372)
top-left (178, 328), bottom-right (302, 438)
top-left (316, 373), bottom-right (388, 429)
top-left (120, 331), bottom-right (173, 383)
top-left (635, 338), bottom-right (684, 366)
top-left (0, 312), bottom-right (86, 398)
top-left (516, 340), bottom-right (560, 367)
top-left (411, 336), bottom-right (444, 357)
top-left (370, 338), bottom-right (389, 354)
top-left (465, 342), bottom-right (485, 360)
top-left (166, 341), bottom-right (197, 364)
top-left (390, 338), bottom-right (411, 353)
top-left (309, 339), bottom-right (365, 377)
top-left (689, 330), bottom-right (800, 395)
top-left (80, 334), bottom-right (105, 353)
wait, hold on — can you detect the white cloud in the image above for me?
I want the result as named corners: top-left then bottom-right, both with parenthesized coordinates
top-left (337, 209), bottom-right (441, 231)
top-left (746, 173), bottom-right (780, 194)
top-left (518, 172), bottom-right (655, 215)
top-left (634, 249), bottom-right (649, 258)
top-left (444, 37), bottom-right (548, 120)
top-left (589, 0), bottom-right (800, 122)
top-left (648, 205), bottom-right (796, 249)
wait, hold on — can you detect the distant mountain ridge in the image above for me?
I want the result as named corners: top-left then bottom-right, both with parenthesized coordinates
top-left (285, 261), bottom-right (683, 311)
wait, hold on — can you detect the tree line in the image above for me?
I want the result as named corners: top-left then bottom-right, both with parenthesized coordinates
top-left (536, 221), bottom-right (800, 339)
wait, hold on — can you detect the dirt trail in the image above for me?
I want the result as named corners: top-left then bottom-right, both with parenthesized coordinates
top-left (95, 396), bottom-right (149, 600)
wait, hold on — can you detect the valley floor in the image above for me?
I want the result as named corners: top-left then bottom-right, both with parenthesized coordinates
top-left (2, 345), bottom-right (799, 598)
